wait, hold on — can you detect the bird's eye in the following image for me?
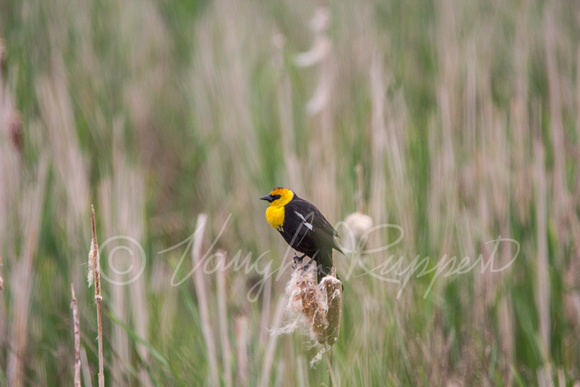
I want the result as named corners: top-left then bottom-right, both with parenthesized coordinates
top-left (272, 194), bottom-right (281, 201)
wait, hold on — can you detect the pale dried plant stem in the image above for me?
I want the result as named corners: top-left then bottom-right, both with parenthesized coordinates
top-left (7, 162), bottom-right (48, 387)
top-left (216, 251), bottom-right (233, 387)
top-left (90, 205), bottom-right (105, 387)
top-left (99, 167), bottom-right (128, 383)
top-left (191, 214), bottom-right (219, 386)
top-left (258, 275), bottom-right (272, 347)
top-left (534, 139), bottom-right (550, 358)
top-left (543, 5), bottom-right (568, 239)
top-left (81, 347), bottom-right (93, 387)
top-left (258, 297), bottom-right (286, 387)
top-left (71, 284), bottom-right (81, 387)
top-left (577, 46), bottom-right (580, 140)
top-left (235, 317), bottom-right (248, 387)
top-left (324, 346), bottom-right (337, 387)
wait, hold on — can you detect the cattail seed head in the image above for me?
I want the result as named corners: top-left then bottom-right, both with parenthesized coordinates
top-left (88, 248), bottom-right (96, 287)
top-left (287, 265), bottom-right (328, 343)
top-left (321, 270), bottom-right (342, 345)
top-left (282, 262), bottom-right (343, 348)
top-left (343, 212), bottom-right (373, 252)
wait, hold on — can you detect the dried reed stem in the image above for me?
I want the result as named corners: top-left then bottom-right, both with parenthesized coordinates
top-left (258, 274), bottom-right (272, 347)
top-left (89, 205), bottom-right (105, 387)
top-left (324, 347), bottom-right (337, 387)
top-left (216, 251), bottom-right (233, 387)
top-left (0, 256), bottom-right (3, 291)
top-left (235, 317), bottom-right (248, 387)
top-left (7, 161), bottom-right (47, 387)
top-left (191, 214), bottom-right (219, 386)
top-left (543, 4), bottom-right (568, 240)
top-left (71, 284), bottom-right (81, 387)
top-left (534, 139), bottom-right (550, 357)
top-left (259, 297), bottom-right (286, 387)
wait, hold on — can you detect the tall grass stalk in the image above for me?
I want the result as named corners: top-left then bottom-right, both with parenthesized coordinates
top-left (534, 138), bottom-right (550, 357)
top-left (5, 161), bottom-right (47, 387)
top-left (259, 297), bottom-right (286, 387)
top-left (71, 284), bottom-right (81, 387)
top-left (216, 250), bottom-right (233, 387)
top-left (89, 205), bottom-right (105, 387)
top-left (191, 214), bottom-right (219, 386)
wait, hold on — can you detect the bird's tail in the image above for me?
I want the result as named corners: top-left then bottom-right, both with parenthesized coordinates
top-left (316, 249), bottom-right (334, 284)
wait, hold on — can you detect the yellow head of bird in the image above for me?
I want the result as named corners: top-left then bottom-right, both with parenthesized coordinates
top-left (260, 187), bottom-right (295, 230)
top-left (259, 187), bottom-right (294, 207)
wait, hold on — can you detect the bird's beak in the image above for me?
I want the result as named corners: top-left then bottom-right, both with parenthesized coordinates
top-left (259, 194), bottom-right (273, 202)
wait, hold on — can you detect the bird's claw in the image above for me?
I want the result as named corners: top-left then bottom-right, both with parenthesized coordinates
top-left (298, 257), bottom-right (315, 275)
top-left (292, 256), bottom-right (299, 269)
top-left (292, 253), bottom-right (307, 269)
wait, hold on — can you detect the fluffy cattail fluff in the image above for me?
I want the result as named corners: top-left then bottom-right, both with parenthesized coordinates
top-left (286, 263), bottom-right (329, 343)
top-left (343, 212), bottom-right (373, 252)
top-left (87, 209), bottom-right (99, 288)
top-left (87, 246), bottom-right (96, 287)
top-left (275, 260), bottom-right (342, 364)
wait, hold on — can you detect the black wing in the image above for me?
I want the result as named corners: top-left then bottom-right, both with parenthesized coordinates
top-left (288, 197), bottom-right (343, 253)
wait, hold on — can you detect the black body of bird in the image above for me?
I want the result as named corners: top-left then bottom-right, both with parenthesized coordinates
top-left (260, 187), bottom-right (342, 283)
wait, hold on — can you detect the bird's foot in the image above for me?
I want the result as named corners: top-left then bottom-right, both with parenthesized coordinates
top-left (292, 253), bottom-right (307, 269)
top-left (298, 257), bottom-right (315, 274)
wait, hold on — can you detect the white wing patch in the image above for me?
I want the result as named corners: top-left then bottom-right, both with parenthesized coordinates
top-left (294, 211), bottom-right (314, 231)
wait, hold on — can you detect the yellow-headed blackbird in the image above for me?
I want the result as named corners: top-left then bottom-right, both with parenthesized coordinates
top-left (260, 187), bottom-right (342, 283)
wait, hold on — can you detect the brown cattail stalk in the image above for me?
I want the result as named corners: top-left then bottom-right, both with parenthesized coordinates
top-left (324, 349), bottom-right (337, 387)
top-left (88, 205), bottom-right (105, 387)
top-left (71, 284), bottom-right (81, 387)
top-left (323, 274), bottom-right (342, 385)
top-left (321, 272), bottom-right (342, 346)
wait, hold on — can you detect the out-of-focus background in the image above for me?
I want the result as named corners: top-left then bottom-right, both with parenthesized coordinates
top-left (1, 0), bottom-right (579, 385)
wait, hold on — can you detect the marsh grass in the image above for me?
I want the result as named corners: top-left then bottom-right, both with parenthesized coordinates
top-left (1, 0), bottom-right (580, 385)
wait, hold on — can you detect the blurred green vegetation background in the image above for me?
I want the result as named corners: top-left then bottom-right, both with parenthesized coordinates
top-left (1, 0), bottom-right (579, 385)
